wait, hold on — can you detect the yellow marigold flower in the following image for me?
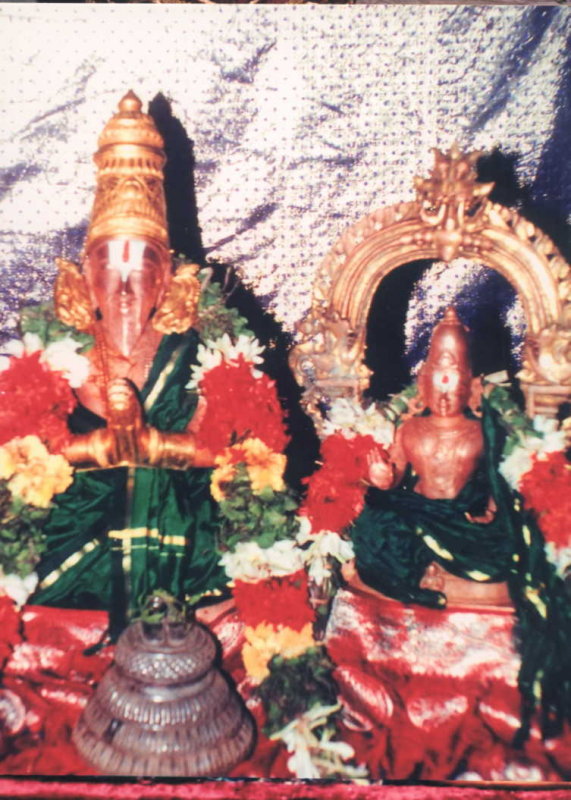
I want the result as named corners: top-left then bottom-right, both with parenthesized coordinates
top-left (240, 438), bottom-right (286, 495)
top-left (3, 435), bottom-right (73, 509)
top-left (242, 622), bottom-right (315, 682)
top-left (0, 446), bottom-right (16, 481)
top-left (211, 438), bottom-right (286, 498)
top-left (210, 462), bottom-right (236, 502)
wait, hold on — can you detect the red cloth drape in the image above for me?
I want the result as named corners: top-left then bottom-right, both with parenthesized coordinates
top-left (2, 592), bottom-right (571, 788)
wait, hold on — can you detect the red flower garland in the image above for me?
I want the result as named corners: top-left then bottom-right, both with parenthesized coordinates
top-left (233, 570), bottom-right (315, 632)
top-left (0, 353), bottom-right (76, 453)
top-left (301, 433), bottom-right (380, 534)
top-left (520, 451), bottom-right (571, 548)
top-left (194, 356), bottom-right (289, 456)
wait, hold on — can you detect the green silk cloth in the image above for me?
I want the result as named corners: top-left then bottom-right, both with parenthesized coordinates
top-left (351, 399), bottom-right (571, 742)
top-left (33, 333), bottom-right (228, 636)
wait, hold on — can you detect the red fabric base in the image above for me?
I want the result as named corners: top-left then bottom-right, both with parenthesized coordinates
top-left (2, 779), bottom-right (571, 800)
top-left (326, 588), bottom-right (571, 782)
top-left (1, 593), bottom-right (571, 791)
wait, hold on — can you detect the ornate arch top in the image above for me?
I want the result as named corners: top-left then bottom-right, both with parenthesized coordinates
top-left (289, 147), bottom-right (571, 423)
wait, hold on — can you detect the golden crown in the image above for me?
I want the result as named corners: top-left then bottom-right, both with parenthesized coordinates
top-left (85, 91), bottom-right (169, 252)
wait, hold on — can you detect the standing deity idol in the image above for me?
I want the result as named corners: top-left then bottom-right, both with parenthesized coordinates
top-left (32, 93), bottom-right (227, 637)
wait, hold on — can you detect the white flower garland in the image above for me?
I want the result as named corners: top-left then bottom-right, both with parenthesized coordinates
top-left (321, 397), bottom-right (394, 446)
top-left (499, 416), bottom-right (566, 491)
top-left (0, 571), bottom-right (38, 608)
top-left (271, 703), bottom-right (368, 781)
top-left (0, 332), bottom-right (89, 389)
top-left (187, 333), bottom-right (264, 390)
top-left (220, 539), bottom-right (305, 582)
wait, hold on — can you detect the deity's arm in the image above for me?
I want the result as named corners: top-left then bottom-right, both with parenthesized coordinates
top-left (143, 428), bottom-right (214, 469)
top-left (63, 380), bottom-right (215, 469)
top-left (368, 425), bottom-right (408, 490)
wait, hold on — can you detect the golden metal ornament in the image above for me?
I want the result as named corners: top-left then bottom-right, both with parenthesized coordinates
top-left (153, 263), bottom-right (201, 335)
top-left (85, 91), bottom-right (168, 253)
top-left (290, 147), bottom-right (571, 424)
top-left (54, 258), bottom-right (95, 332)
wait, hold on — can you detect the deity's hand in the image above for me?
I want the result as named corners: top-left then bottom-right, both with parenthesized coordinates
top-left (63, 378), bottom-right (216, 469)
top-left (62, 379), bottom-right (145, 467)
top-left (104, 379), bottom-right (146, 465)
top-left (143, 428), bottom-right (215, 470)
top-left (62, 427), bottom-right (116, 469)
top-left (367, 448), bottom-right (394, 490)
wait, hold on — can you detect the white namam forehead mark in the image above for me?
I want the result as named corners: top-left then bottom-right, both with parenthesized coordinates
top-left (432, 369), bottom-right (460, 391)
top-left (105, 240), bottom-right (148, 283)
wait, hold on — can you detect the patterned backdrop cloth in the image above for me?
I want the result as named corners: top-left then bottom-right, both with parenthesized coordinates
top-left (0, 5), bottom-right (570, 365)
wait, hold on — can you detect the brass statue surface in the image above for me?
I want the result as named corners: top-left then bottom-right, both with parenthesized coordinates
top-left (290, 147), bottom-right (571, 424)
top-left (54, 92), bottom-right (205, 470)
top-left (353, 307), bottom-right (510, 607)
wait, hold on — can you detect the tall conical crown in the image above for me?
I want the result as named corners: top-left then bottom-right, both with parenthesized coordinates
top-left (425, 306), bottom-right (471, 373)
top-left (85, 91), bottom-right (169, 251)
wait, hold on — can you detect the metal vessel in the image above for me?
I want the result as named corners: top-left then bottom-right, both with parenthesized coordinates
top-left (73, 609), bottom-right (254, 776)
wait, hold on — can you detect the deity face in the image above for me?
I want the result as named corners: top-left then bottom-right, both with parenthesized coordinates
top-left (421, 316), bottom-right (472, 418)
top-left (85, 238), bottom-right (169, 355)
top-left (424, 358), bottom-right (470, 417)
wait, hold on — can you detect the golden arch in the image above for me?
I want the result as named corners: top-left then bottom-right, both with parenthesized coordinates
top-left (290, 149), bottom-right (571, 424)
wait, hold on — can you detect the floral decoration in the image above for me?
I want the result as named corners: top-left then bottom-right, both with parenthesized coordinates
top-left (184, 276), bottom-right (368, 779)
top-left (490, 384), bottom-right (570, 575)
top-left (0, 352), bottom-right (76, 453)
top-left (0, 436), bottom-right (73, 510)
top-left (192, 355), bottom-right (289, 456)
top-left (0, 309), bottom-right (83, 601)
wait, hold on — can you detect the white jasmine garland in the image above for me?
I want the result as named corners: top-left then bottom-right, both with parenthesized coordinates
top-left (41, 338), bottom-right (90, 389)
top-left (0, 571), bottom-right (38, 608)
top-left (187, 333), bottom-right (265, 389)
top-left (219, 539), bottom-right (304, 582)
top-left (296, 523), bottom-right (355, 587)
top-left (0, 333), bottom-right (89, 389)
top-left (321, 397), bottom-right (394, 446)
top-left (271, 704), bottom-right (368, 780)
top-left (500, 418), bottom-right (566, 490)
top-left (0, 333), bottom-right (43, 369)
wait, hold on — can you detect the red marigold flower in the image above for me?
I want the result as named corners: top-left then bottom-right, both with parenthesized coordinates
top-left (0, 353), bottom-right (76, 453)
top-left (300, 432), bottom-right (379, 534)
top-left (233, 569), bottom-right (315, 631)
top-left (301, 470), bottom-right (366, 533)
top-left (320, 433), bottom-right (378, 484)
top-left (194, 356), bottom-right (289, 456)
top-left (520, 451), bottom-right (571, 549)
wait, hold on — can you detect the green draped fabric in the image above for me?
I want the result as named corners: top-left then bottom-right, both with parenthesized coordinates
top-left (33, 333), bottom-right (228, 636)
top-left (351, 399), bottom-right (571, 742)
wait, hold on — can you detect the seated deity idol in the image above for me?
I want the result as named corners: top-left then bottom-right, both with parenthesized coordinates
top-left (349, 307), bottom-right (571, 740)
top-left (32, 92), bottom-right (228, 637)
top-left (351, 306), bottom-right (510, 607)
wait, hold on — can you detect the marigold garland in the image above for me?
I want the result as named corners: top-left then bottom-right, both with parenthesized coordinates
top-left (233, 570), bottom-right (315, 632)
top-left (211, 437), bottom-right (286, 501)
top-left (242, 622), bottom-right (316, 683)
top-left (0, 353), bottom-right (76, 453)
top-left (0, 436), bottom-right (73, 509)
top-left (301, 432), bottom-right (380, 534)
top-left (520, 451), bottom-right (571, 549)
top-left (194, 356), bottom-right (289, 456)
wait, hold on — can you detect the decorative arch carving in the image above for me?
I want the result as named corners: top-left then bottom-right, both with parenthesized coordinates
top-left (289, 147), bottom-right (571, 424)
